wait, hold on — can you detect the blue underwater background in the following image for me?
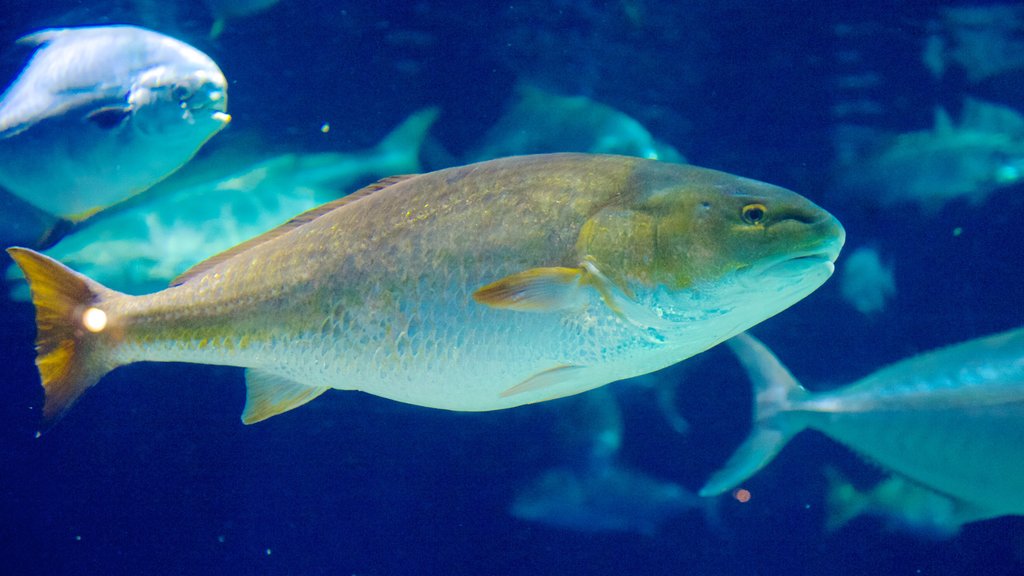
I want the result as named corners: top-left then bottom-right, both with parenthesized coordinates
top-left (2, 1), bottom-right (1024, 575)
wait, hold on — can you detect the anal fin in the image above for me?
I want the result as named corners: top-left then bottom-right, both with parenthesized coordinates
top-left (242, 369), bottom-right (329, 424)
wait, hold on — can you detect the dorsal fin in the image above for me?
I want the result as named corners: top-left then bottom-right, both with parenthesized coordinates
top-left (169, 173), bottom-right (418, 286)
top-left (17, 28), bottom-right (66, 46)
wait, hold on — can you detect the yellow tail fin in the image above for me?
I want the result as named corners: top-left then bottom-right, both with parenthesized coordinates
top-left (7, 247), bottom-right (120, 430)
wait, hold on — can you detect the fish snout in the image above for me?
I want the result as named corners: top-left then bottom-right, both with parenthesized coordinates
top-left (180, 72), bottom-right (229, 112)
top-left (807, 213), bottom-right (846, 264)
top-left (772, 201), bottom-right (846, 264)
top-left (743, 209), bottom-right (845, 286)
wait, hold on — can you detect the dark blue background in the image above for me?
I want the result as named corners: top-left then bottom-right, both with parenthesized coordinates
top-left (2, 1), bottom-right (1023, 574)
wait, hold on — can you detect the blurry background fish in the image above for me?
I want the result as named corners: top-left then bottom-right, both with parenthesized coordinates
top-left (0, 25), bottom-right (230, 237)
top-left (465, 84), bottom-right (686, 164)
top-left (510, 388), bottom-right (713, 536)
top-left (832, 99), bottom-right (1024, 213)
top-left (511, 465), bottom-right (706, 536)
top-left (924, 4), bottom-right (1024, 108)
top-left (5, 107), bottom-right (437, 296)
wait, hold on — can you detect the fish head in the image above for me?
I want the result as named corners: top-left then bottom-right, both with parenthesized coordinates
top-left (577, 160), bottom-right (845, 339)
top-left (0, 26), bottom-right (231, 219)
top-left (5, 26), bottom-right (230, 142)
top-left (126, 58), bottom-right (230, 144)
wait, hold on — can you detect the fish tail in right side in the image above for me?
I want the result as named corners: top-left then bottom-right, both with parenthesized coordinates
top-left (7, 247), bottom-right (123, 431)
top-left (699, 332), bottom-right (810, 497)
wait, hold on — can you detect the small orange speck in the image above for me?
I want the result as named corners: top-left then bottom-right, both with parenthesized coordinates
top-left (733, 488), bottom-right (751, 503)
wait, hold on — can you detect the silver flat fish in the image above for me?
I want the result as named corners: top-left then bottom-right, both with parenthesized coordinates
top-left (0, 25), bottom-right (230, 220)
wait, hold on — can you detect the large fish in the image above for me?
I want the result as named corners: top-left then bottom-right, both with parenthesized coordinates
top-left (0, 25), bottom-right (230, 221)
top-left (8, 153), bottom-right (843, 429)
top-left (701, 330), bottom-right (1024, 525)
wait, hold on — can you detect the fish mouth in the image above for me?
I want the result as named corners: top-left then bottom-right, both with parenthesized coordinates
top-left (762, 252), bottom-right (835, 278)
top-left (765, 221), bottom-right (846, 276)
top-left (210, 111), bottom-right (232, 124)
top-left (745, 239), bottom-right (842, 284)
top-left (178, 73), bottom-right (229, 124)
top-left (180, 106), bottom-right (231, 127)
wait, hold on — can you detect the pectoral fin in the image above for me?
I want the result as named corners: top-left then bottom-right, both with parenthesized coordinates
top-left (500, 364), bottom-right (588, 399)
top-left (242, 369), bottom-right (329, 424)
top-left (473, 267), bottom-right (586, 311)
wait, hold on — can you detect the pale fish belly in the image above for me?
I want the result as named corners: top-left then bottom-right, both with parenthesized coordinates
top-left (299, 284), bottom-right (667, 411)
top-left (303, 268), bottom-right (791, 410)
top-left (110, 269), bottom-right (666, 411)
top-left (810, 404), bottom-right (1024, 514)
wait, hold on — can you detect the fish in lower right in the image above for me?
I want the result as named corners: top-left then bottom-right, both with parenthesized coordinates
top-left (702, 328), bottom-right (1024, 526)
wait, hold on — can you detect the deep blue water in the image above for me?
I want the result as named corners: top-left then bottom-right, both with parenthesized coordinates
top-left (2, 2), bottom-right (1024, 575)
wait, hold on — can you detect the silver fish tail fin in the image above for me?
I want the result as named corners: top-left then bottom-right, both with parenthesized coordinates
top-left (7, 247), bottom-right (122, 431)
top-left (699, 332), bottom-right (809, 497)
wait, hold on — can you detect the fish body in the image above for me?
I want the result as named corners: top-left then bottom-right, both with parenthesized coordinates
top-left (0, 25), bottom-right (230, 220)
top-left (702, 329), bottom-right (1024, 523)
top-left (471, 85), bottom-right (685, 163)
top-left (9, 153), bottom-right (843, 428)
top-left (5, 107), bottom-right (439, 295)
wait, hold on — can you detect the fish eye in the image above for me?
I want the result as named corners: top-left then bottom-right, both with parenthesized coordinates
top-left (86, 107), bottom-right (130, 130)
top-left (172, 85), bottom-right (193, 102)
top-left (741, 203), bottom-right (767, 225)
